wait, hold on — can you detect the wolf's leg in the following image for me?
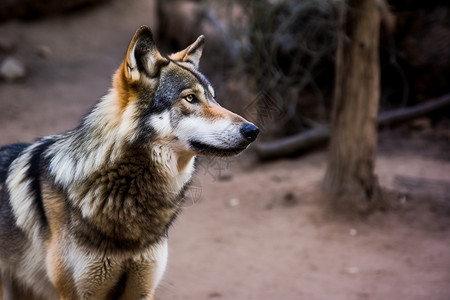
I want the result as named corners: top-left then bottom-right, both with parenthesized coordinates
top-left (47, 238), bottom-right (122, 300)
top-left (119, 239), bottom-right (168, 300)
top-left (117, 262), bottom-right (156, 300)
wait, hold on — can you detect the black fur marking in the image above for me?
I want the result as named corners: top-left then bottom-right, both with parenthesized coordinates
top-left (189, 140), bottom-right (247, 156)
top-left (0, 143), bottom-right (31, 260)
top-left (27, 139), bottom-right (56, 230)
top-left (0, 143), bottom-right (30, 182)
top-left (140, 66), bottom-right (204, 114)
top-left (0, 189), bottom-right (28, 261)
top-left (134, 38), bottom-right (153, 74)
top-left (107, 271), bottom-right (128, 299)
top-left (133, 37), bottom-right (169, 78)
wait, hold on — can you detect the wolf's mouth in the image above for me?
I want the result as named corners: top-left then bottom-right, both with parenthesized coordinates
top-left (189, 140), bottom-right (248, 156)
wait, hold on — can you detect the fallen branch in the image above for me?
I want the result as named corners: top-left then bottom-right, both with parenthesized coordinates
top-left (256, 93), bottom-right (450, 160)
top-left (394, 175), bottom-right (450, 203)
top-left (255, 127), bottom-right (330, 160)
top-left (378, 93), bottom-right (450, 127)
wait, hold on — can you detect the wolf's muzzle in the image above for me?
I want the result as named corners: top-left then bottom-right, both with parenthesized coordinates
top-left (240, 123), bottom-right (259, 143)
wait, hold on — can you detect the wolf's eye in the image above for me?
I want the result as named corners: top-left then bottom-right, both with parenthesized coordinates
top-left (184, 94), bottom-right (197, 103)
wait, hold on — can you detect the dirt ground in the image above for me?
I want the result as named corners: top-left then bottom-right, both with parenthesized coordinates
top-left (1, 1), bottom-right (450, 299)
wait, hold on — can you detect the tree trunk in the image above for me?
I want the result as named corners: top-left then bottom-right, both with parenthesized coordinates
top-left (322, 0), bottom-right (386, 215)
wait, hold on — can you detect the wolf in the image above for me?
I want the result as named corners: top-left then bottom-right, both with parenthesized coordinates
top-left (0, 26), bottom-right (259, 300)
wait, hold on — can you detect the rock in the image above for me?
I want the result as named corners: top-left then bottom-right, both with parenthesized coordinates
top-left (229, 198), bottom-right (240, 207)
top-left (398, 194), bottom-right (407, 204)
top-left (0, 57), bottom-right (26, 81)
top-left (281, 192), bottom-right (298, 207)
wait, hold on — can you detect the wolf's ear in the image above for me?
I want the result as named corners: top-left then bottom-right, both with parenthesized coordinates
top-left (124, 26), bottom-right (167, 81)
top-left (169, 35), bottom-right (205, 69)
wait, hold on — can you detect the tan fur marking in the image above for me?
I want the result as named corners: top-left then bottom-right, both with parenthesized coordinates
top-left (169, 35), bottom-right (204, 68)
top-left (169, 47), bottom-right (189, 62)
top-left (202, 104), bottom-right (231, 121)
top-left (113, 64), bottom-right (140, 109)
top-left (177, 152), bottom-right (195, 173)
top-left (47, 239), bottom-right (76, 300)
top-left (179, 86), bottom-right (203, 99)
top-left (42, 184), bottom-right (77, 299)
top-left (42, 184), bottom-right (66, 229)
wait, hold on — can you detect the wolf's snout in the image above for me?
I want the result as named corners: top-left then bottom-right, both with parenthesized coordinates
top-left (240, 123), bottom-right (259, 143)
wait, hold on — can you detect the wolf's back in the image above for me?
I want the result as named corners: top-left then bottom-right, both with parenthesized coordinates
top-left (0, 143), bottom-right (30, 184)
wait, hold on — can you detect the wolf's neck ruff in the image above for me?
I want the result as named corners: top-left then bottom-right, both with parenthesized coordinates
top-left (43, 97), bottom-right (196, 252)
top-left (66, 148), bottom-right (193, 253)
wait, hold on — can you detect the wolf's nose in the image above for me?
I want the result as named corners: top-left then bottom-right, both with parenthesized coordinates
top-left (240, 123), bottom-right (259, 143)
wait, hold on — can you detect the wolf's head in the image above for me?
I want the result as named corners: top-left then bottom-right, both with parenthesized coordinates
top-left (112, 26), bottom-right (259, 159)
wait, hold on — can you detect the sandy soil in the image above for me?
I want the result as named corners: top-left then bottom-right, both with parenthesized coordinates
top-left (1, 1), bottom-right (449, 299)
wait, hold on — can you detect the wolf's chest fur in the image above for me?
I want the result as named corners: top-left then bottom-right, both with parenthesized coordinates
top-left (65, 147), bottom-right (195, 253)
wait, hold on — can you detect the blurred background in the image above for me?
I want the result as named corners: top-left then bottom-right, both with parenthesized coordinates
top-left (0, 0), bottom-right (449, 299)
